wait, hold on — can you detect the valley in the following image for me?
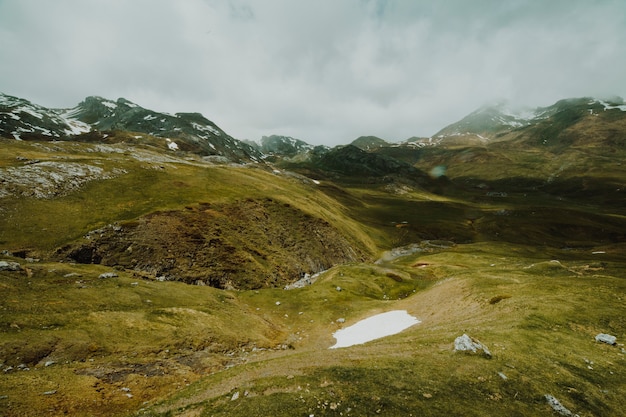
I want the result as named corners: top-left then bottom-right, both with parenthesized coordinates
top-left (1, 94), bottom-right (625, 416)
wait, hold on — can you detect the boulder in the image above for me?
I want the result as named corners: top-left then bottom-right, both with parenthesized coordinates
top-left (595, 333), bottom-right (617, 345)
top-left (98, 272), bottom-right (118, 279)
top-left (0, 261), bottom-right (22, 271)
top-left (454, 334), bottom-right (492, 358)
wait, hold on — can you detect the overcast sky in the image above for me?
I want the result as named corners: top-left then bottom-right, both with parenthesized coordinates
top-left (1, 0), bottom-right (625, 145)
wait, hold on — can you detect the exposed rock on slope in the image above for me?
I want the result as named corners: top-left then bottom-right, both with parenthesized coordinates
top-left (55, 198), bottom-right (366, 289)
top-left (0, 160), bottom-right (126, 199)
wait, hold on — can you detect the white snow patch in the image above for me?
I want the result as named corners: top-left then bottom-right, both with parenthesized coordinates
top-left (599, 100), bottom-right (626, 111)
top-left (312, 179), bottom-right (320, 185)
top-left (16, 106), bottom-right (44, 119)
top-left (330, 310), bottom-right (420, 349)
top-left (102, 101), bottom-right (117, 110)
top-left (64, 119), bottom-right (91, 135)
top-left (143, 114), bottom-right (158, 121)
top-left (191, 122), bottom-right (220, 136)
top-left (166, 138), bottom-right (179, 150)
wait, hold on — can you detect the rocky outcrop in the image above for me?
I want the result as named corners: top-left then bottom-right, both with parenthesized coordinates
top-left (0, 260), bottom-right (21, 271)
top-left (545, 395), bottom-right (579, 417)
top-left (0, 161), bottom-right (126, 199)
top-left (454, 334), bottom-right (492, 358)
top-left (595, 333), bottom-right (617, 345)
top-left (55, 199), bottom-right (367, 289)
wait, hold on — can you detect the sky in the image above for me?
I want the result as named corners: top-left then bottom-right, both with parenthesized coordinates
top-left (1, 0), bottom-right (625, 146)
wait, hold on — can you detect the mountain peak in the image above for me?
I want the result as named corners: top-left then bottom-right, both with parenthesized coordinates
top-left (350, 136), bottom-right (389, 150)
top-left (259, 134), bottom-right (314, 157)
top-left (0, 92), bottom-right (262, 163)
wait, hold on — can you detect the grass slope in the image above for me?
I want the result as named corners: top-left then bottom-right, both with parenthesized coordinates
top-left (137, 242), bottom-right (626, 417)
top-left (1, 137), bottom-right (625, 416)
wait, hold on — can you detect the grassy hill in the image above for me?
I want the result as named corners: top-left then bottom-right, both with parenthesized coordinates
top-left (1, 131), bottom-right (625, 416)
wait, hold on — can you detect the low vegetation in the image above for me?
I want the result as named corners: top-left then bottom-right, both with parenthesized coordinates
top-left (1, 131), bottom-right (625, 416)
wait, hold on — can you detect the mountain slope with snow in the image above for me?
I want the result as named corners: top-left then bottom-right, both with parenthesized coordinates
top-left (0, 93), bottom-right (262, 163)
top-left (0, 93), bottom-right (90, 140)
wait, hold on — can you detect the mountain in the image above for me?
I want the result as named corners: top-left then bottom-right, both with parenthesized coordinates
top-left (398, 96), bottom-right (626, 149)
top-left (503, 97), bottom-right (626, 150)
top-left (350, 135), bottom-right (389, 150)
top-left (0, 93), bottom-right (90, 140)
top-left (258, 135), bottom-right (314, 156)
top-left (2, 93), bottom-right (626, 417)
top-left (0, 93), bottom-right (262, 163)
top-left (315, 145), bottom-right (435, 186)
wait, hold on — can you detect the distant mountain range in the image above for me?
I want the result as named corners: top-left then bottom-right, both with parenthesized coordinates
top-left (0, 93), bottom-right (261, 163)
top-left (2, 92), bottom-right (626, 164)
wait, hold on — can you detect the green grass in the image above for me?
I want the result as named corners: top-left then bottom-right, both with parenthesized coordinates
top-left (1, 138), bottom-right (625, 416)
top-left (136, 242), bottom-right (626, 417)
top-left (0, 141), bottom-right (378, 256)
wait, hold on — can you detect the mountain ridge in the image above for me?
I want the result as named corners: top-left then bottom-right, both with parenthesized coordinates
top-left (0, 93), bottom-right (262, 163)
top-left (3, 92), bottom-right (626, 156)
top-left (1, 92), bottom-right (626, 417)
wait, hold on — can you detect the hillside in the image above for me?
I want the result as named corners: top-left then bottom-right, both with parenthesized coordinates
top-left (350, 135), bottom-right (390, 150)
top-left (1, 93), bottom-right (625, 416)
top-left (0, 93), bottom-right (261, 163)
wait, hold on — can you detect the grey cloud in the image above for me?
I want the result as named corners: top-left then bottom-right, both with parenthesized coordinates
top-left (1, 0), bottom-right (625, 145)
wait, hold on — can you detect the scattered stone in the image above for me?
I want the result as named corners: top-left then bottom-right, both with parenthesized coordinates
top-left (336, 286), bottom-right (342, 292)
top-left (98, 272), bottom-right (118, 279)
top-left (545, 394), bottom-right (579, 416)
top-left (336, 318), bottom-right (346, 323)
top-left (497, 372), bottom-right (508, 380)
top-left (422, 393), bottom-right (432, 399)
top-left (231, 391), bottom-right (240, 401)
top-left (0, 260), bottom-right (22, 271)
top-left (42, 390), bottom-right (57, 396)
top-left (454, 334), bottom-right (492, 358)
top-left (595, 333), bottom-right (617, 345)
top-left (275, 301), bottom-right (281, 306)
top-left (44, 361), bottom-right (56, 367)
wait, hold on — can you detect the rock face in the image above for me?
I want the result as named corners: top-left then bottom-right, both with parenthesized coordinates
top-left (0, 261), bottom-right (21, 271)
top-left (55, 198), bottom-right (366, 290)
top-left (454, 334), bottom-right (492, 358)
top-left (0, 161), bottom-right (126, 199)
top-left (595, 333), bottom-right (617, 345)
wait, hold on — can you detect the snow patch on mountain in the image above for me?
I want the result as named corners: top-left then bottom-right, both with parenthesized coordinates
top-left (594, 99), bottom-right (626, 112)
top-left (166, 138), bottom-right (179, 150)
top-left (0, 93), bottom-right (92, 138)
